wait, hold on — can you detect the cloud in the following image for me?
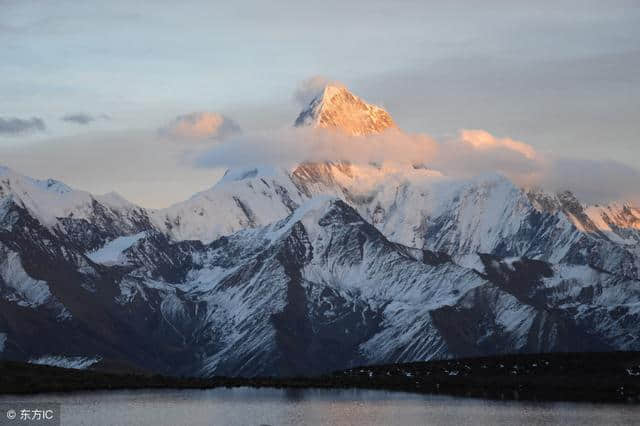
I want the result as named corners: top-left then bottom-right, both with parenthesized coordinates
top-left (357, 48), bottom-right (640, 166)
top-left (534, 158), bottom-right (640, 205)
top-left (159, 112), bottom-right (241, 141)
top-left (195, 125), bottom-right (640, 204)
top-left (293, 76), bottom-right (344, 106)
top-left (196, 126), bottom-right (438, 168)
top-left (432, 137), bottom-right (539, 185)
top-left (0, 117), bottom-right (46, 136)
top-left (431, 134), bottom-right (640, 204)
top-left (195, 125), bottom-right (534, 176)
top-left (61, 113), bottom-right (109, 125)
top-left (458, 129), bottom-right (537, 160)
top-left (0, 129), bottom-right (224, 209)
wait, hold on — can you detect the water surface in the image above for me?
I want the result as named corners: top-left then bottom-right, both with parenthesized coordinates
top-left (2, 387), bottom-right (639, 425)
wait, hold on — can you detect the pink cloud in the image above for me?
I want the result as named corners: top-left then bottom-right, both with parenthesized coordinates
top-left (160, 112), bottom-right (240, 141)
top-left (459, 129), bottom-right (537, 159)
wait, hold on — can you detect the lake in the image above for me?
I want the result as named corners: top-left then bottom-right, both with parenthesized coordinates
top-left (1, 387), bottom-right (639, 425)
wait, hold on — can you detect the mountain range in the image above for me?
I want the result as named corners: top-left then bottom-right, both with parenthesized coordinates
top-left (1, 84), bottom-right (639, 376)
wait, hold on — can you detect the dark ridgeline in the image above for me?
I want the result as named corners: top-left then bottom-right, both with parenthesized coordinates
top-left (2, 352), bottom-right (639, 403)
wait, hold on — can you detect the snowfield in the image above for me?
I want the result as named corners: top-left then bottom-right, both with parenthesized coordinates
top-left (86, 232), bottom-right (147, 265)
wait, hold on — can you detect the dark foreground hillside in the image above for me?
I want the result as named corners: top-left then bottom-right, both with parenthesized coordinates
top-left (1, 352), bottom-right (639, 403)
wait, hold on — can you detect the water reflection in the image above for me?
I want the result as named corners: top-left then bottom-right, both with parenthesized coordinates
top-left (1, 387), bottom-right (639, 426)
top-left (283, 387), bottom-right (306, 401)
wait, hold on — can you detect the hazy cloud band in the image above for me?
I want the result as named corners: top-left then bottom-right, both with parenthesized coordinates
top-left (0, 117), bottom-right (45, 135)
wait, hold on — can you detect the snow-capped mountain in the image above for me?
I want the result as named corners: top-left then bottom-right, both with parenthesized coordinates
top-left (154, 163), bottom-right (640, 280)
top-left (294, 83), bottom-right (396, 135)
top-left (1, 84), bottom-right (640, 376)
top-left (2, 193), bottom-right (639, 376)
top-left (153, 86), bottom-right (640, 272)
top-left (0, 166), bottom-right (153, 252)
top-left (151, 85), bottom-right (398, 243)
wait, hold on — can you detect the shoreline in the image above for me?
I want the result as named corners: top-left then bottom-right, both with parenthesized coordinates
top-left (2, 352), bottom-right (640, 404)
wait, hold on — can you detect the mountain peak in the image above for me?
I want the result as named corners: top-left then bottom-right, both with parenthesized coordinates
top-left (294, 84), bottom-right (396, 136)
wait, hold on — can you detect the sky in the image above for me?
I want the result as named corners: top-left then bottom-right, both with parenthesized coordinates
top-left (1, 0), bottom-right (639, 207)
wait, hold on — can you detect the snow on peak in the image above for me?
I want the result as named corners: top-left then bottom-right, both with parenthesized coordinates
top-left (34, 178), bottom-right (74, 194)
top-left (0, 165), bottom-right (72, 194)
top-left (0, 165), bottom-right (138, 227)
top-left (98, 191), bottom-right (137, 209)
top-left (294, 84), bottom-right (396, 136)
top-left (526, 188), bottom-right (640, 245)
